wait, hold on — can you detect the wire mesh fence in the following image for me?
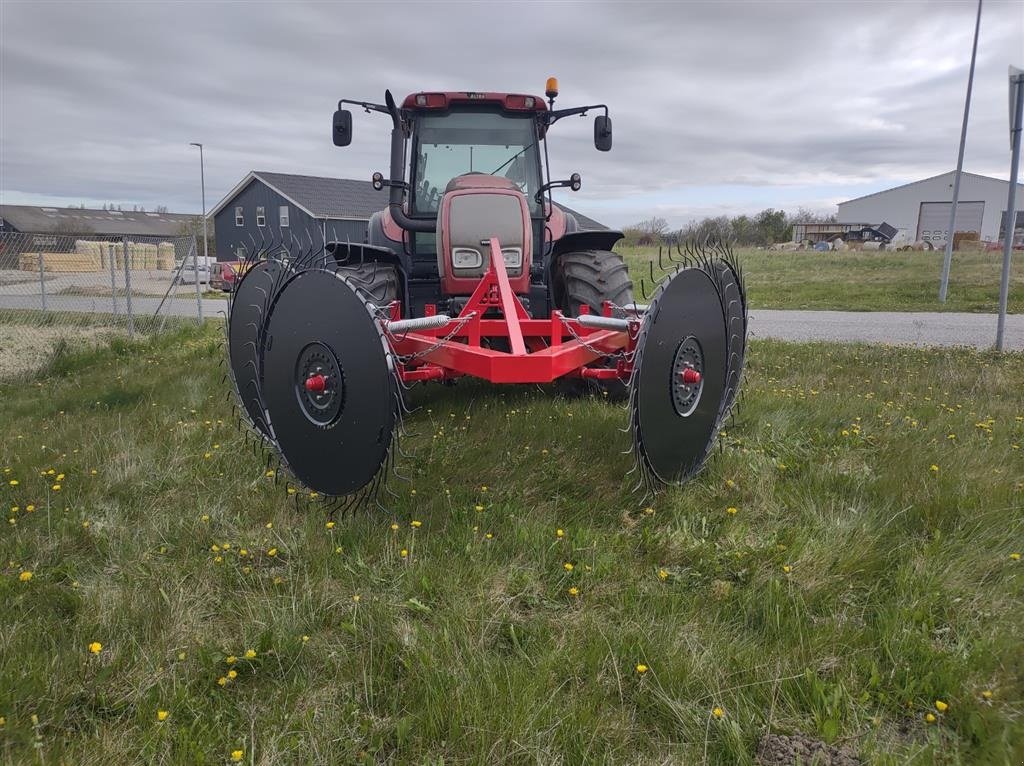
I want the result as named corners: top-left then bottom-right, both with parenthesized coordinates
top-left (0, 231), bottom-right (212, 380)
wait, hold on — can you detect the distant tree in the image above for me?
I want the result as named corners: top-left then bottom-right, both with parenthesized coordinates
top-left (155, 205), bottom-right (168, 214)
top-left (755, 208), bottom-right (790, 245)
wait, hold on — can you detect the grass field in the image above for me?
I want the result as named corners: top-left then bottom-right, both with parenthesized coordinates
top-left (2, 325), bottom-right (1023, 764)
top-left (621, 246), bottom-right (1024, 314)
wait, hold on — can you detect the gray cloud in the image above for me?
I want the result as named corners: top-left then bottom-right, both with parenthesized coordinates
top-left (1, 0), bottom-right (1021, 229)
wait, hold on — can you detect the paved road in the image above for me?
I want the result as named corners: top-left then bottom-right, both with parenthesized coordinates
top-left (750, 309), bottom-right (1023, 351)
top-left (0, 294), bottom-right (1020, 351)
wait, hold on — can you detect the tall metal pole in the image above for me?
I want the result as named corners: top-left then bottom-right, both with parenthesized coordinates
top-left (996, 72), bottom-right (1023, 352)
top-left (939, 0), bottom-right (983, 303)
top-left (190, 142), bottom-right (208, 322)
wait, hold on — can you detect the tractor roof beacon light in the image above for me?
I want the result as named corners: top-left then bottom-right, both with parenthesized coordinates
top-left (546, 77), bottom-right (559, 108)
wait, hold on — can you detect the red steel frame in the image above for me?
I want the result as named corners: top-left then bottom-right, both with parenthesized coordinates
top-left (386, 238), bottom-right (639, 384)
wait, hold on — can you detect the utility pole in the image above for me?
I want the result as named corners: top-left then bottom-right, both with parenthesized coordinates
top-left (939, 0), bottom-right (983, 303)
top-left (189, 144), bottom-right (210, 257)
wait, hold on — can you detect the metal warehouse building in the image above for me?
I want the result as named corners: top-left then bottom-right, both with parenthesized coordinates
top-left (837, 171), bottom-right (1024, 246)
top-left (209, 170), bottom-right (607, 261)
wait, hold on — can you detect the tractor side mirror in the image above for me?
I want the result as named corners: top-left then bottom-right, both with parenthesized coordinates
top-left (570, 173), bottom-right (581, 191)
top-left (333, 109), bottom-right (353, 147)
top-left (594, 115), bottom-right (612, 151)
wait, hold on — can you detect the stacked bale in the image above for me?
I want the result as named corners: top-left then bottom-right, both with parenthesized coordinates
top-left (19, 252), bottom-right (101, 272)
top-left (156, 242), bottom-right (176, 270)
top-left (73, 240), bottom-right (105, 270)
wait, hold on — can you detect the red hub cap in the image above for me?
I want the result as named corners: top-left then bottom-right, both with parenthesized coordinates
top-left (304, 374), bottom-right (328, 393)
top-left (680, 368), bottom-right (702, 385)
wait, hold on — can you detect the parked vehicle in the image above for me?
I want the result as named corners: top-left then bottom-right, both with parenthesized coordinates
top-left (178, 255), bottom-right (215, 285)
top-left (211, 260), bottom-right (251, 292)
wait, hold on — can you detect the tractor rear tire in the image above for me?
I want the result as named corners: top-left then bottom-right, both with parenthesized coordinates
top-left (553, 249), bottom-right (634, 401)
top-left (335, 262), bottom-right (399, 308)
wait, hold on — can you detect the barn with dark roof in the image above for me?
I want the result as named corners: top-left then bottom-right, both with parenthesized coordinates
top-left (209, 171), bottom-right (606, 261)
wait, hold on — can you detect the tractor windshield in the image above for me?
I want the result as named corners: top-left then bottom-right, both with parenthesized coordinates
top-left (411, 109), bottom-right (542, 216)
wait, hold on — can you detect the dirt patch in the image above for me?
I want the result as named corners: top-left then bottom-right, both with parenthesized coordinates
top-left (0, 323), bottom-right (120, 380)
top-left (755, 733), bottom-right (861, 766)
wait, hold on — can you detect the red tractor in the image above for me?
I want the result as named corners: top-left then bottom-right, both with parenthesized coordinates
top-left (226, 80), bottom-right (747, 503)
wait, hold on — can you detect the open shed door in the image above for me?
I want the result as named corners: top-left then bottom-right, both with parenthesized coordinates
top-left (916, 201), bottom-right (985, 245)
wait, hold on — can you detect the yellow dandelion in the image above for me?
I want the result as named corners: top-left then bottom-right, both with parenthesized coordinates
top-left (930, 464), bottom-right (939, 473)
top-left (217, 676), bottom-right (228, 687)
top-left (658, 569), bottom-right (668, 581)
top-left (642, 507), bottom-right (655, 516)
top-left (568, 586), bottom-right (579, 597)
top-left (273, 576), bottom-right (283, 584)
top-left (302, 635), bottom-right (310, 643)
top-left (26, 504), bottom-right (34, 512)
top-left (157, 710), bottom-right (169, 722)
top-left (474, 505), bottom-right (485, 512)
top-left (400, 548), bottom-right (408, 558)
top-left (782, 565), bottom-right (792, 574)
top-left (82, 520), bottom-right (90, 528)
top-left (726, 506), bottom-right (738, 515)
top-left (19, 570), bottom-right (33, 582)
top-left (267, 548), bottom-right (277, 557)
top-left (226, 655), bottom-right (236, 665)
top-left (211, 544), bottom-right (220, 552)
top-left (725, 479), bottom-right (735, 488)
top-left (1011, 553), bottom-right (1021, 561)
top-left (51, 484), bottom-right (60, 492)
top-left (712, 707), bottom-right (725, 719)
top-left (635, 664), bottom-right (648, 674)
top-left (286, 487), bottom-right (296, 495)
top-left (177, 652), bottom-right (186, 661)
top-left (8, 480), bottom-right (18, 486)
top-left (326, 521), bottom-right (335, 529)
top-left (935, 700), bottom-right (948, 713)
top-left (265, 522), bottom-right (272, 528)
top-left (924, 712), bottom-right (936, 723)
top-left (480, 485), bottom-right (488, 492)
top-left (227, 669), bottom-right (238, 680)
top-left (88, 641), bottom-right (103, 655)
top-left (231, 750), bottom-right (244, 762)
top-left (200, 514), bottom-right (210, 523)
top-left (239, 549), bottom-right (248, 557)
top-left (563, 562), bottom-right (574, 572)
top-left (556, 528), bottom-right (564, 538)
top-left (352, 594), bottom-right (361, 603)
top-left (390, 522), bottom-right (399, 530)
top-left (485, 532), bottom-right (493, 539)
top-left (981, 690), bottom-right (993, 700)
top-left (214, 556), bottom-right (223, 564)
top-left (244, 649), bottom-right (256, 659)
top-left (335, 546), bottom-right (343, 554)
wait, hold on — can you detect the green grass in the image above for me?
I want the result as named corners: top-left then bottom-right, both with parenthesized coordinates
top-left (1, 325), bottom-right (1023, 764)
top-left (621, 246), bottom-right (1024, 313)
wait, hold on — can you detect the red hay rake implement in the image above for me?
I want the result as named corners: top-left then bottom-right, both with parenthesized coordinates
top-left (225, 83), bottom-right (747, 508)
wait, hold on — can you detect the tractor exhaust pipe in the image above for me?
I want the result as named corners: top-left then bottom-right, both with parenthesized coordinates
top-left (385, 90), bottom-right (436, 233)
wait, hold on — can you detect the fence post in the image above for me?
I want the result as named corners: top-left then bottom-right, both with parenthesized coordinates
top-left (123, 236), bottom-right (135, 339)
top-left (37, 250), bottom-right (48, 311)
top-left (108, 243), bottom-right (119, 315)
top-left (192, 235), bottom-right (203, 324)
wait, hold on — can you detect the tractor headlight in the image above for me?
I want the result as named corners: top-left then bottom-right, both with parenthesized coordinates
top-left (452, 248), bottom-right (483, 270)
top-left (501, 248), bottom-right (522, 269)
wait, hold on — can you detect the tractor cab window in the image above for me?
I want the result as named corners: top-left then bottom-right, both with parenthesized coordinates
top-left (411, 109), bottom-right (541, 217)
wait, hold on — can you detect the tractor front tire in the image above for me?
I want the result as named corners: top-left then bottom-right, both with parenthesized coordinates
top-left (335, 262), bottom-right (399, 308)
top-left (553, 249), bottom-right (634, 401)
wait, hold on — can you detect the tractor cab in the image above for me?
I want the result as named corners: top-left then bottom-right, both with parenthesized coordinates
top-left (331, 82), bottom-right (620, 318)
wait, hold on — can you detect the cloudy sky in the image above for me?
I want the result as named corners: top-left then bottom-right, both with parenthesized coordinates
top-left (1, 0), bottom-right (1021, 229)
